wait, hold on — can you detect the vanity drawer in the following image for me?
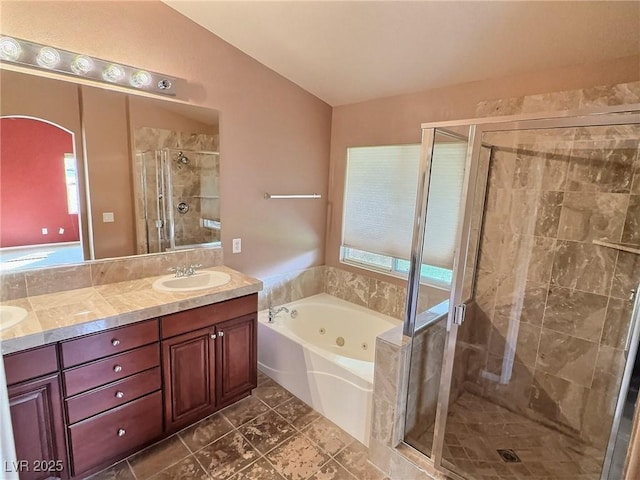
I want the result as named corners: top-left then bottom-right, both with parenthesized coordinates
top-left (161, 294), bottom-right (257, 338)
top-left (66, 366), bottom-right (161, 424)
top-left (63, 343), bottom-right (160, 396)
top-left (69, 391), bottom-right (162, 475)
top-left (60, 319), bottom-right (159, 368)
top-left (4, 344), bottom-right (58, 386)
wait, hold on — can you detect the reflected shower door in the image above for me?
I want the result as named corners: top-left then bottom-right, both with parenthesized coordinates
top-left (139, 150), bottom-right (168, 253)
top-left (435, 117), bottom-right (640, 480)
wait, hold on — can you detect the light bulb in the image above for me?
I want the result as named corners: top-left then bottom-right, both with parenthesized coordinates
top-left (102, 64), bottom-right (126, 83)
top-left (36, 47), bottom-right (61, 69)
top-left (0, 37), bottom-right (21, 61)
top-left (130, 70), bottom-right (152, 88)
top-left (70, 55), bottom-right (94, 75)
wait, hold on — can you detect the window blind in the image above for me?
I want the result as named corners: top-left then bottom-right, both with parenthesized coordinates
top-left (343, 145), bottom-right (421, 260)
top-left (423, 143), bottom-right (467, 269)
top-left (342, 142), bottom-right (466, 269)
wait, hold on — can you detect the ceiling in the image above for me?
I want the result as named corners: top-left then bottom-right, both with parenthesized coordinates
top-left (164, 1), bottom-right (640, 106)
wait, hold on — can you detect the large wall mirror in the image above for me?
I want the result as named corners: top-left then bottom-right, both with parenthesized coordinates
top-left (0, 69), bottom-right (220, 272)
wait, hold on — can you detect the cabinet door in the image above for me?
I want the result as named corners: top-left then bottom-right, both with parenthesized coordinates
top-left (216, 314), bottom-right (257, 405)
top-left (162, 327), bottom-right (216, 432)
top-left (8, 374), bottom-right (68, 480)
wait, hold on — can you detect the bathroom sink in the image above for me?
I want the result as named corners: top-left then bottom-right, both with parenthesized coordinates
top-left (0, 305), bottom-right (28, 331)
top-left (152, 270), bottom-right (232, 293)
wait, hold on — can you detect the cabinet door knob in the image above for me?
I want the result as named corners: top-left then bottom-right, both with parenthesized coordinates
top-left (117, 428), bottom-right (126, 437)
top-left (210, 333), bottom-right (217, 339)
top-left (113, 365), bottom-right (123, 373)
top-left (115, 391), bottom-right (125, 399)
top-left (111, 338), bottom-right (120, 347)
top-left (218, 331), bottom-right (224, 337)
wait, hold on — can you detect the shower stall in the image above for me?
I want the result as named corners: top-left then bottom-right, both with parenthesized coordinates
top-left (136, 147), bottom-right (220, 253)
top-left (402, 106), bottom-right (640, 480)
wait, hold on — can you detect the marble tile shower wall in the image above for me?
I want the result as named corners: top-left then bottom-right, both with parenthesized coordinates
top-left (0, 247), bottom-right (224, 302)
top-left (476, 80), bottom-right (640, 117)
top-left (466, 128), bottom-right (640, 449)
top-left (133, 127), bottom-right (220, 254)
top-left (258, 265), bottom-right (449, 319)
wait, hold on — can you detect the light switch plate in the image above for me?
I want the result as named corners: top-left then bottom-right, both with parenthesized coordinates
top-left (103, 212), bottom-right (115, 223)
top-left (232, 238), bottom-right (241, 254)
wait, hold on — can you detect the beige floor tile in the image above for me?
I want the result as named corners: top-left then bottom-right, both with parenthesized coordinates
top-left (179, 412), bottom-right (235, 452)
top-left (307, 460), bottom-right (356, 480)
top-left (301, 416), bottom-right (355, 456)
top-left (266, 434), bottom-right (330, 480)
top-left (253, 379), bottom-right (295, 408)
top-left (195, 431), bottom-right (259, 479)
top-left (86, 461), bottom-right (135, 480)
top-left (273, 396), bottom-right (321, 428)
top-left (334, 442), bottom-right (387, 480)
top-left (230, 458), bottom-right (286, 479)
top-left (148, 455), bottom-right (209, 480)
top-left (128, 436), bottom-right (191, 480)
top-left (237, 410), bottom-right (296, 454)
top-left (221, 396), bottom-right (270, 427)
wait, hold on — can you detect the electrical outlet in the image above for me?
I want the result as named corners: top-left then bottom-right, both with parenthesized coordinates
top-left (232, 238), bottom-right (242, 254)
top-left (103, 212), bottom-right (115, 223)
top-left (42, 228), bottom-right (48, 235)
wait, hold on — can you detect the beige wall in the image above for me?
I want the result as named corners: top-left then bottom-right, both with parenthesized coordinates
top-left (327, 54), bottom-right (640, 283)
top-left (82, 87), bottom-right (135, 259)
top-left (0, 0), bottom-right (332, 278)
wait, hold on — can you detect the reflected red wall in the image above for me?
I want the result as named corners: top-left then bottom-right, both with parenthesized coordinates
top-left (0, 117), bottom-right (80, 247)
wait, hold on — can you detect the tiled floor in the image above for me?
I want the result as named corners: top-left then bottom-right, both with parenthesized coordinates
top-left (406, 392), bottom-right (604, 480)
top-left (88, 371), bottom-right (389, 480)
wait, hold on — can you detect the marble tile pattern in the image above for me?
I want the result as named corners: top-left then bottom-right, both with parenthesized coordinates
top-left (475, 80), bottom-right (640, 118)
top-left (0, 246), bottom-right (224, 302)
top-left (459, 118), bottom-right (640, 452)
top-left (132, 126), bottom-right (219, 255)
top-left (0, 264), bottom-right (261, 354)
top-left (88, 373), bottom-right (389, 480)
top-left (258, 264), bottom-right (450, 321)
top-left (406, 392), bottom-right (604, 480)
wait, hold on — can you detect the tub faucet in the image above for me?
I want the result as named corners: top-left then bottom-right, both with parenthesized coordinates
top-left (268, 306), bottom-right (289, 323)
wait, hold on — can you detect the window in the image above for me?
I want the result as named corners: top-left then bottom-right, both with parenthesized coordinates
top-left (63, 153), bottom-right (79, 215)
top-left (341, 142), bottom-right (466, 287)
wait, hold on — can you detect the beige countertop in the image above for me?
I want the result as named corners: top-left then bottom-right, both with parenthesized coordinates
top-left (0, 266), bottom-right (262, 355)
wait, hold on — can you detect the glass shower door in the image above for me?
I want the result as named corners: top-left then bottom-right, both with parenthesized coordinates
top-left (434, 116), bottom-right (640, 480)
top-left (403, 126), bottom-right (477, 459)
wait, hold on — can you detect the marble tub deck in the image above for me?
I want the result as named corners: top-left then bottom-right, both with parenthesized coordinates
top-left (88, 372), bottom-right (389, 480)
top-left (405, 392), bottom-right (604, 480)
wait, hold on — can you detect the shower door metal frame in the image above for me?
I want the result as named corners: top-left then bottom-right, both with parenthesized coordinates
top-left (404, 104), bottom-right (640, 478)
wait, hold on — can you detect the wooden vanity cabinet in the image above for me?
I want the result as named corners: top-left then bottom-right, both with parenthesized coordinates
top-left (161, 294), bottom-right (257, 433)
top-left (2, 293), bottom-right (258, 478)
top-left (60, 320), bottom-right (162, 478)
top-left (4, 345), bottom-right (68, 480)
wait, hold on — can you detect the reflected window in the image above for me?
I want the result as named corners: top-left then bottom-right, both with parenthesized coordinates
top-left (63, 153), bottom-right (79, 215)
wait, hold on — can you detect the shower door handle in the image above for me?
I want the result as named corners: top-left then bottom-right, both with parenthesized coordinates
top-left (624, 286), bottom-right (640, 357)
top-left (453, 304), bottom-right (466, 326)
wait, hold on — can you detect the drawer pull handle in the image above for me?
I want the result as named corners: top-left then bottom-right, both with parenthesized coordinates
top-left (115, 391), bottom-right (125, 399)
top-left (111, 339), bottom-right (120, 347)
top-left (117, 428), bottom-right (126, 437)
top-left (210, 334), bottom-right (217, 339)
top-left (218, 331), bottom-right (224, 337)
top-left (113, 365), bottom-right (123, 373)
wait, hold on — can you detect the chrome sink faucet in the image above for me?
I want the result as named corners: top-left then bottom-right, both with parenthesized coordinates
top-left (169, 264), bottom-right (202, 277)
top-left (268, 306), bottom-right (289, 323)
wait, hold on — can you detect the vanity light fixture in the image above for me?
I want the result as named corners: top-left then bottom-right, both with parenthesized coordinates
top-left (0, 36), bottom-right (178, 96)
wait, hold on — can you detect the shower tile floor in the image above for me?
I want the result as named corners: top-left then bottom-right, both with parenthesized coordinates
top-left (88, 371), bottom-right (389, 480)
top-left (406, 392), bottom-right (604, 480)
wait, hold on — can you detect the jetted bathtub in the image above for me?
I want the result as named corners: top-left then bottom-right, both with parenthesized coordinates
top-left (257, 293), bottom-right (401, 445)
